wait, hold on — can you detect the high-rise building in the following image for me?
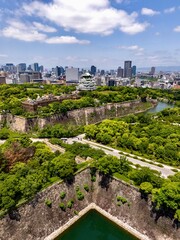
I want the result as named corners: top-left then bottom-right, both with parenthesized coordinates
top-left (90, 65), bottom-right (96, 76)
top-left (55, 66), bottom-right (64, 77)
top-left (65, 67), bottom-right (79, 83)
top-left (132, 65), bottom-right (136, 76)
top-left (150, 67), bottom-right (155, 75)
top-left (117, 67), bottom-right (124, 77)
top-left (124, 61), bottom-right (132, 78)
top-left (17, 63), bottom-right (26, 73)
top-left (100, 70), bottom-right (105, 76)
top-left (5, 63), bottom-right (15, 73)
top-left (31, 63), bottom-right (39, 72)
top-left (39, 65), bottom-right (44, 73)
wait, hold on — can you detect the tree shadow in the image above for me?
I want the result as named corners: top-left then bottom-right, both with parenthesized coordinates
top-left (9, 209), bottom-right (21, 221)
top-left (98, 173), bottom-right (112, 190)
top-left (151, 204), bottom-right (179, 229)
top-left (65, 174), bottom-right (75, 186)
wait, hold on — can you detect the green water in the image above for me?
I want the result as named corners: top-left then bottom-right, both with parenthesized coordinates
top-left (56, 210), bottom-right (138, 240)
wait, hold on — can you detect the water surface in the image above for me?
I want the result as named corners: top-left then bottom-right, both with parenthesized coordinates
top-left (57, 210), bottom-right (138, 240)
top-left (146, 101), bottom-right (174, 113)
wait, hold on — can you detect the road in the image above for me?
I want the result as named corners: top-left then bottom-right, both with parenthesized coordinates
top-left (0, 136), bottom-right (177, 178)
top-left (66, 134), bottom-right (176, 178)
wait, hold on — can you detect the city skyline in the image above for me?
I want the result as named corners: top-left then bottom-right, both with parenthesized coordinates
top-left (0, 0), bottom-right (180, 69)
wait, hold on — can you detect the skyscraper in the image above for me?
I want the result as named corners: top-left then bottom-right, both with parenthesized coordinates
top-left (124, 61), bottom-right (132, 78)
top-left (55, 66), bottom-right (64, 77)
top-left (90, 65), bottom-right (96, 76)
top-left (31, 63), bottom-right (39, 72)
top-left (17, 63), bottom-right (26, 73)
top-left (150, 67), bottom-right (155, 75)
top-left (117, 67), bottom-right (123, 77)
top-left (132, 65), bottom-right (136, 76)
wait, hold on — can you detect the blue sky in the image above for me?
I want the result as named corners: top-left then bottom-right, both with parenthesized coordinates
top-left (0, 0), bottom-right (180, 70)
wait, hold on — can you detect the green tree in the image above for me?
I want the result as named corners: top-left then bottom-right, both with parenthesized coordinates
top-left (152, 182), bottom-right (180, 212)
top-left (51, 152), bottom-right (77, 180)
top-left (140, 182), bottom-right (153, 195)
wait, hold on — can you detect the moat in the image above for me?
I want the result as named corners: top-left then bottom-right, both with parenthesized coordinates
top-left (56, 210), bottom-right (138, 240)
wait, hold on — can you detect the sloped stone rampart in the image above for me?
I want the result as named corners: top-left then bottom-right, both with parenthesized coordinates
top-left (0, 169), bottom-right (179, 240)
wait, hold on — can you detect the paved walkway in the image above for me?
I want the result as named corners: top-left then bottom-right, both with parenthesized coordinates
top-left (0, 136), bottom-right (177, 178)
top-left (68, 134), bottom-right (176, 178)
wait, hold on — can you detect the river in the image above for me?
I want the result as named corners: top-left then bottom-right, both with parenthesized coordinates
top-left (146, 101), bottom-right (174, 113)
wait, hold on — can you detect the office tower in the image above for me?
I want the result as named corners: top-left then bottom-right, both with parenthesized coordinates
top-left (17, 63), bottom-right (26, 72)
top-left (110, 69), bottom-right (115, 75)
top-left (124, 61), bottom-right (132, 78)
top-left (65, 67), bottom-right (79, 83)
top-left (150, 67), bottom-right (155, 75)
top-left (100, 70), bottom-right (105, 76)
top-left (117, 67), bottom-right (124, 77)
top-left (55, 66), bottom-right (64, 77)
top-left (132, 65), bottom-right (136, 76)
top-left (5, 63), bottom-right (15, 73)
top-left (90, 65), bottom-right (96, 76)
top-left (39, 65), bottom-right (44, 73)
top-left (31, 63), bottom-right (39, 72)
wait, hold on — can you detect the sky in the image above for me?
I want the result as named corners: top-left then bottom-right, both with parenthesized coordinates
top-left (0, 0), bottom-right (180, 70)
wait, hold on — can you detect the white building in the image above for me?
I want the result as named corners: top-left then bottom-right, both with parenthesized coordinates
top-left (65, 67), bottom-right (79, 83)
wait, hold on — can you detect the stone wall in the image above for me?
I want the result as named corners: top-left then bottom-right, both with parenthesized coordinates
top-left (0, 169), bottom-right (179, 240)
top-left (0, 100), bottom-right (154, 132)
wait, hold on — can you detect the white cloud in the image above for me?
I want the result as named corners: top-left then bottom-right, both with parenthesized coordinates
top-left (1, 19), bottom-right (90, 44)
top-left (164, 7), bottom-right (175, 14)
top-left (32, 22), bottom-right (57, 33)
top-left (155, 32), bottom-right (160, 36)
top-left (119, 45), bottom-right (144, 51)
top-left (141, 8), bottom-right (160, 16)
top-left (2, 26), bottom-right (47, 42)
top-left (45, 36), bottom-right (90, 44)
top-left (174, 26), bottom-right (180, 32)
top-left (0, 54), bottom-right (8, 58)
top-left (22, 0), bottom-right (148, 35)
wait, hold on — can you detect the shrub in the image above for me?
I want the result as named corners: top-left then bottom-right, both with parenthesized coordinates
top-left (60, 191), bottom-right (66, 199)
top-left (45, 199), bottom-right (52, 207)
top-left (67, 199), bottom-right (74, 209)
top-left (91, 176), bottom-right (96, 182)
top-left (117, 196), bottom-right (127, 204)
top-left (74, 210), bottom-right (79, 215)
top-left (84, 184), bottom-right (89, 192)
top-left (59, 203), bottom-right (66, 211)
top-left (77, 191), bottom-right (84, 201)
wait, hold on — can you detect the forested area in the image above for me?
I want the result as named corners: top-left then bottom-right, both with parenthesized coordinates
top-left (0, 84), bottom-right (179, 117)
top-left (0, 84), bottom-right (179, 222)
top-left (0, 136), bottom-right (179, 222)
top-left (85, 113), bottom-right (180, 166)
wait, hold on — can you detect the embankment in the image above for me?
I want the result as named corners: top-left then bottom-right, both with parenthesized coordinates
top-left (0, 169), bottom-right (179, 240)
top-left (0, 100), bottom-right (156, 132)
